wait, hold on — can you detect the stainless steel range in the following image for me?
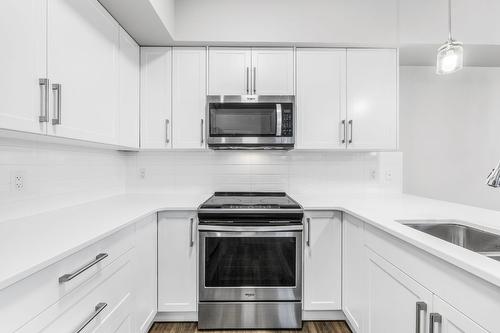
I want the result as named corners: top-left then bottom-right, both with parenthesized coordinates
top-left (197, 192), bottom-right (303, 330)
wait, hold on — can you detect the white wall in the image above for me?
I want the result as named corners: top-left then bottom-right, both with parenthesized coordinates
top-left (0, 138), bottom-right (127, 222)
top-left (125, 151), bottom-right (402, 196)
top-left (174, 0), bottom-right (399, 46)
top-left (400, 66), bottom-right (500, 211)
top-left (399, 0), bottom-right (500, 45)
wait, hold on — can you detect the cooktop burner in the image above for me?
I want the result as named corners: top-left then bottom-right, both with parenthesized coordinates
top-left (199, 192), bottom-right (301, 209)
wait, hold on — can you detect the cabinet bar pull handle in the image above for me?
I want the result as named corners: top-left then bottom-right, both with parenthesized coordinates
top-left (190, 217), bottom-right (195, 247)
top-left (306, 217), bottom-right (311, 246)
top-left (253, 67), bottom-right (257, 94)
top-left (348, 120), bottom-right (353, 144)
top-left (74, 302), bottom-right (107, 333)
top-left (415, 302), bottom-right (427, 333)
top-left (51, 84), bottom-right (61, 125)
top-left (39, 78), bottom-right (49, 122)
top-left (201, 119), bottom-right (204, 145)
top-left (341, 120), bottom-right (346, 144)
top-left (429, 313), bottom-right (442, 333)
top-left (58, 253), bottom-right (108, 283)
top-left (165, 119), bottom-right (170, 144)
top-left (246, 67), bottom-right (250, 94)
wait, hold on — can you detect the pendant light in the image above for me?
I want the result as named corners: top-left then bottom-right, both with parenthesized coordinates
top-left (436, 0), bottom-right (463, 75)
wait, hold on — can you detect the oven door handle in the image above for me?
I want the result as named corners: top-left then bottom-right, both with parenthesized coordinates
top-left (198, 225), bottom-right (303, 232)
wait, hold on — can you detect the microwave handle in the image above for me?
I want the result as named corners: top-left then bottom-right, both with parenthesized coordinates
top-left (276, 104), bottom-right (282, 136)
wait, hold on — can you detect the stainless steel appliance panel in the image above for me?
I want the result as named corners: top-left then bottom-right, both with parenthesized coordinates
top-left (198, 302), bottom-right (302, 329)
top-left (199, 230), bottom-right (302, 302)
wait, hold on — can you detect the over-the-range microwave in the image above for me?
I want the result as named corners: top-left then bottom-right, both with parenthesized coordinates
top-left (207, 95), bottom-right (295, 150)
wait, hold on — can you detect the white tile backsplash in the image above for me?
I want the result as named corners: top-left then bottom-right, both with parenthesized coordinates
top-left (125, 150), bottom-right (403, 196)
top-left (1, 137), bottom-right (402, 221)
top-left (0, 138), bottom-right (127, 222)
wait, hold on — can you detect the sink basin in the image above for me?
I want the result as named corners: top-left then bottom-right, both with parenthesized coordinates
top-left (398, 220), bottom-right (500, 262)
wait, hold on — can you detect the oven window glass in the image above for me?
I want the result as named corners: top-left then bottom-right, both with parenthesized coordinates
top-left (204, 237), bottom-right (296, 287)
top-left (209, 103), bottom-right (277, 136)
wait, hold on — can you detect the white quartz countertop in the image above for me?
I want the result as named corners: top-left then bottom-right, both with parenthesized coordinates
top-left (0, 193), bottom-right (208, 291)
top-left (2, 191), bottom-right (500, 291)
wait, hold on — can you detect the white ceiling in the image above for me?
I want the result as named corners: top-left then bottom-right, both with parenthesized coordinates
top-left (99, 0), bottom-right (500, 66)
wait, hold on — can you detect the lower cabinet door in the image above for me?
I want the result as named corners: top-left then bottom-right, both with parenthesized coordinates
top-left (343, 214), bottom-right (367, 332)
top-left (366, 248), bottom-right (433, 333)
top-left (157, 211), bottom-right (197, 312)
top-left (432, 296), bottom-right (488, 333)
top-left (303, 211), bottom-right (342, 311)
top-left (134, 214), bottom-right (157, 332)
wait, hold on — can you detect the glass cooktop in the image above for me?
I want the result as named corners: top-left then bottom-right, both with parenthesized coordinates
top-left (199, 192), bottom-right (302, 209)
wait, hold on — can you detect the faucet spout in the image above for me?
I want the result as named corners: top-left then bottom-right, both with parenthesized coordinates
top-left (487, 161), bottom-right (500, 187)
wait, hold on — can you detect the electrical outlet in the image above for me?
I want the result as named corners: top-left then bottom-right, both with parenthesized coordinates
top-left (11, 171), bottom-right (26, 192)
top-left (139, 168), bottom-right (146, 179)
top-left (369, 169), bottom-right (377, 180)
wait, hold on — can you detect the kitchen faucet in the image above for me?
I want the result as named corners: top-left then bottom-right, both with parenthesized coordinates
top-left (487, 161), bottom-right (500, 187)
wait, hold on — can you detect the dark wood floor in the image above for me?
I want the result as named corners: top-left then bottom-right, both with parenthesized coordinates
top-left (149, 321), bottom-right (352, 333)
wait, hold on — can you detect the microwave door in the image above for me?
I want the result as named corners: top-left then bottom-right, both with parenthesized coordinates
top-left (209, 103), bottom-right (277, 137)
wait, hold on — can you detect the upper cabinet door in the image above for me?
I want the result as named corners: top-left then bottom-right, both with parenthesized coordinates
top-left (208, 48), bottom-right (251, 95)
top-left (48, 0), bottom-right (120, 144)
top-left (0, 0), bottom-right (47, 134)
top-left (140, 47), bottom-right (172, 149)
top-left (303, 211), bottom-right (342, 311)
top-left (172, 47), bottom-right (207, 149)
top-left (296, 49), bottom-right (346, 149)
top-left (251, 48), bottom-right (294, 95)
top-left (346, 49), bottom-right (398, 150)
top-left (118, 28), bottom-right (140, 149)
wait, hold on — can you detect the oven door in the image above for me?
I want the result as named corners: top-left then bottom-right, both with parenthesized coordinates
top-left (199, 228), bottom-right (302, 302)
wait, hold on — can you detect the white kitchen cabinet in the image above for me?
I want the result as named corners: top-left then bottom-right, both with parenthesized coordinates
top-left (172, 47), bottom-right (207, 149)
top-left (208, 48), bottom-right (251, 95)
top-left (343, 214), bottom-right (367, 333)
top-left (296, 49), bottom-right (346, 149)
top-left (208, 47), bottom-right (294, 95)
top-left (47, 0), bottom-right (121, 144)
top-left (133, 214), bottom-right (157, 333)
top-left (158, 211), bottom-right (197, 312)
top-left (0, 0), bottom-right (47, 134)
top-left (432, 296), bottom-right (488, 333)
top-left (346, 49), bottom-right (398, 150)
top-left (303, 211), bottom-right (342, 311)
top-left (365, 248), bottom-right (433, 333)
top-left (140, 47), bottom-right (173, 149)
top-left (118, 28), bottom-right (140, 149)
top-left (18, 251), bottom-right (134, 333)
top-left (251, 48), bottom-right (294, 95)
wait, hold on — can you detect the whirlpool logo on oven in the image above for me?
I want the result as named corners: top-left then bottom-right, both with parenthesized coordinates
top-left (244, 293), bottom-right (256, 298)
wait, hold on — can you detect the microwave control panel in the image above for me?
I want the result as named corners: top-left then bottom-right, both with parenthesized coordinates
top-left (281, 108), bottom-right (293, 137)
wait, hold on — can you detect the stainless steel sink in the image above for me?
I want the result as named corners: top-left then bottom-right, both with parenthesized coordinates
top-left (398, 220), bottom-right (500, 262)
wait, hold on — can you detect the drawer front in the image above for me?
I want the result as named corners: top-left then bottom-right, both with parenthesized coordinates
top-left (0, 226), bottom-right (134, 333)
top-left (16, 248), bottom-right (133, 333)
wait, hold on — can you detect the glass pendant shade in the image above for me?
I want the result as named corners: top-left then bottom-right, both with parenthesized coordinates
top-left (436, 40), bottom-right (463, 75)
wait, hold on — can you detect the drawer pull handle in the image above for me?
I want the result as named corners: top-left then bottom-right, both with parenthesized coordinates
top-left (74, 302), bottom-right (107, 333)
top-left (59, 253), bottom-right (108, 283)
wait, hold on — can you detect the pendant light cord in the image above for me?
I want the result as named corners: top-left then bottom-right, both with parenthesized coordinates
top-left (448, 0), bottom-right (453, 41)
